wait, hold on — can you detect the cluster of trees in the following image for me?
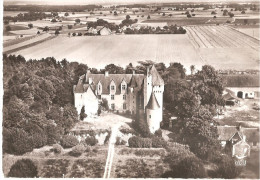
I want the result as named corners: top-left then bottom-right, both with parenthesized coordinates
top-left (3, 54), bottom-right (91, 155)
top-left (4, 5), bottom-right (101, 12)
top-left (124, 25), bottom-right (186, 34)
top-left (4, 12), bottom-right (53, 23)
top-left (120, 15), bottom-right (138, 27)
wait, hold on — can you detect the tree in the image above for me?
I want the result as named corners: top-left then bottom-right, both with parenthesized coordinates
top-left (162, 13), bottom-right (165, 16)
top-left (37, 31), bottom-right (40, 34)
top-left (5, 25), bottom-right (11, 32)
top-left (190, 65), bottom-right (195, 75)
top-left (75, 19), bottom-right (80, 23)
top-left (67, 25), bottom-right (73, 29)
top-left (51, 19), bottom-right (57, 22)
top-left (43, 26), bottom-right (49, 32)
top-left (8, 159), bottom-right (38, 178)
top-left (64, 12), bottom-right (69, 16)
top-left (187, 14), bottom-right (192, 18)
top-left (55, 29), bottom-right (60, 35)
top-left (4, 20), bottom-right (9, 25)
top-left (104, 64), bottom-right (124, 74)
top-left (147, 15), bottom-right (151, 19)
top-left (114, 11), bottom-right (118, 16)
top-left (241, 10), bottom-right (246, 14)
top-left (126, 15), bottom-right (130, 20)
top-left (80, 106), bottom-right (87, 120)
top-left (215, 155), bottom-right (243, 178)
top-left (28, 23), bottom-right (33, 29)
top-left (173, 156), bottom-right (207, 178)
top-left (223, 9), bottom-right (228, 16)
top-left (211, 11), bottom-right (217, 15)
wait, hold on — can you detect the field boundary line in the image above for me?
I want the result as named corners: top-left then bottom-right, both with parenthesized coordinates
top-left (4, 35), bottom-right (57, 54)
top-left (228, 25), bottom-right (260, 41)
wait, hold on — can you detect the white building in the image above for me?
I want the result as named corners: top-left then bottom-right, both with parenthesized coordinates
top-left (73, 65), bottom-right (164, 133)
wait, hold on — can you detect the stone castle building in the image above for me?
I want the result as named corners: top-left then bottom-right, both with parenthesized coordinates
top-left (73, 65), bottom-right (164, 133)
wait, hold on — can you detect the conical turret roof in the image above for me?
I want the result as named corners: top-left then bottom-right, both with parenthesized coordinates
top-left (146, 92), bottom-right (160, 110)
top-left (149, 65), bottom-right (164, 86)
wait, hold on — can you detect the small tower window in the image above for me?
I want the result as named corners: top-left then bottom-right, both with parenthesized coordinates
top-left (111, 85), bottom-right (115, 90)
top-left (99, 85), bottom-right (101, 90)
top-left (123, 95), bottom-right (126, 100)
top-left (122, 85), bottom-right (126, 90)
top-left (111, 103), bottom-right (115, 110)
top-left (111, 95), bottom-right (114, 100)
top-left (149, 115), bottom-right (151, 118)
top-left (123, 103), bottom-right (126, 109)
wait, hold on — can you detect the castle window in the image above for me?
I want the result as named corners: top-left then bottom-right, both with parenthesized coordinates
top-left (122, 85), bottom-right (126, 90)
top-left (111, 85), bottom-right (115, 90)
top-left (123, 95), bottom-right (126, 100)
top-left (111, 103), bottom-right (115, 110)
top-left (123, 103), bottom-right (126, 109)
top-left (111, 95), bottom-right (114, 100)
top-left (149, 115), bottom-right (151, 118)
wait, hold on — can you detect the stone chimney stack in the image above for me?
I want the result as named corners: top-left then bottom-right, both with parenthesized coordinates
top-left (105, 71), bottom-right (109, 77)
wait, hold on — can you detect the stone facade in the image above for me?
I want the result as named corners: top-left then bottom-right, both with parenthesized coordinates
top-left (73, 65), bottom-right (164, 133)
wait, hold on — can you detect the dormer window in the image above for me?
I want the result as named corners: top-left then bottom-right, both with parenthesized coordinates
top-left (111, 85), bottom-right (115, 90)
top-left (122, 85), bottom-right (126, 90)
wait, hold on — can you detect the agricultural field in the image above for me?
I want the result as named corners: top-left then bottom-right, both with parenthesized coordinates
top-left (232, 25), bottom-right (260, 40)
top-left (9, 25), bottom-right (259, 71)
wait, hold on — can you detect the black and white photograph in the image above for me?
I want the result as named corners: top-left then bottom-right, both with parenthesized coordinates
top-left (1, 0), bottom-right (260, 179)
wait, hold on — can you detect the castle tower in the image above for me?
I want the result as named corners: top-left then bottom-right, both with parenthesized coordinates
top-left (146, 92), bottom-right (161, 133)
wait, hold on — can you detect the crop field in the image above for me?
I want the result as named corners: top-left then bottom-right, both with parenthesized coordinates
top-left (10, 25), bottom-right (259, 71)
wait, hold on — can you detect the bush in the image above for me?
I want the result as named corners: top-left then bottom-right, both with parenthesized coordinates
top-left (31, 132), bottom-right (48, 148)
top-left (85, 136), bottom-right (98, 146)
top-left (172, 156), bottom-right (207, 178)
top-left (151, 137), bottom-right (167, 148)
top-left (215, 155), bottom-right (243, 178)
top-left (154, 129), bottom-right (162, 137)
top-left (8, 159), bottom-right (38, 178)
top-left (51, 144), bottom-right (63, 154)
top-left (69, 144), bottom-right (86, 157)
top-left (115, 137), bottom-right (127, 145)
top-left (164, 142), bottom-right (195, 168)
top-left (60, 135), bottom-right (78, 148)
top-left (128, 136), bottom-right (152, 148)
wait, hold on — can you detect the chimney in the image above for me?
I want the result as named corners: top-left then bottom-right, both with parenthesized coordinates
top-left (105, 71), bottom-right (109, 77)
top-left (89, 77), bottom-right (93, 84)
top-left (132, 70), bottom-right (135, 75)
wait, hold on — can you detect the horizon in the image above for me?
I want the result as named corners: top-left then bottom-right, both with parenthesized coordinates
top-left (4, 0), bottom-right (259, 6)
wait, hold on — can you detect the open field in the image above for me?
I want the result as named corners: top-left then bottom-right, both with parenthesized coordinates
top-left (9, 25), bottom-right (259, 70)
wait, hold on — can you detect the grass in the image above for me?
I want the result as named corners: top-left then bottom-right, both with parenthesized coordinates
top-left (119, 148), bottom-right (166, 157)
top-left (223, 75), bottom-right (259, 87)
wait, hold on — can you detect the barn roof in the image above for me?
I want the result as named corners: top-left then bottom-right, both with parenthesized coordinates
top-left (223, 92), bottom-right (240, 101)
top-left (146, 92), bottom-right (160, 110)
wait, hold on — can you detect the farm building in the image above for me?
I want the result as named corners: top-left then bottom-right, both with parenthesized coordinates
top-left (224, 74), bottom-right (260, 99)
top-left (74, 65), bottom-right (164, 133)
top-left (223, 92), bottom-right (240, 106)
top-left (217, 125), bottom-right (259, 156)
top-left (99, 27), bottom-right (112, 35)
top-left (87, 27), bottom-right (98, 35)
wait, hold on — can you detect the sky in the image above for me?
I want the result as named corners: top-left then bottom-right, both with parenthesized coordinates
top-left (4, 0), bottom-right (257, 5)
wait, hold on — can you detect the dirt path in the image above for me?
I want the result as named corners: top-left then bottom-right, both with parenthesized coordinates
top-left (103, 124), bottom-right (120, 178)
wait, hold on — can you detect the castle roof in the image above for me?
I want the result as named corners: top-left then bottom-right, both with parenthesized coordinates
top-left (85, 73), bottom-right (145, 94)
top-left (74, 75), bottom-right (85, 93)
top-left (146, 92), bottom-right (160, 110)
top-left (149, 65), bottom-right (164, 86)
